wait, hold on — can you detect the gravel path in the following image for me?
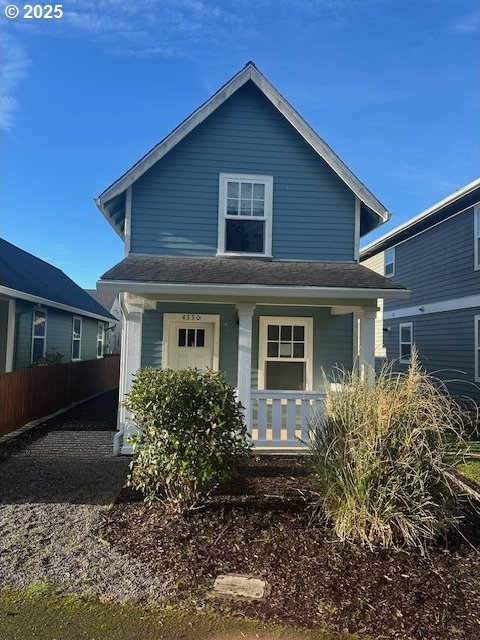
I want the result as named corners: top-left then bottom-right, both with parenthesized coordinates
top-left (0, 392), bottom-right (166, 602)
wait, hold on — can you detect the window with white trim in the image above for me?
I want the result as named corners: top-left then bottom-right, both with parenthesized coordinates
top-left (97, 322), bottom-right (105, 358)
top-left (384, 247), bottom-right (395, 277)
top-left (259, 317), bottom-right (313, 391)
top-left (399, 322), bottom-right (413, 364)
top-left (475, 205), bottom-right (480, 270)
top-left (72, 317), bottom-right (82, 361)
top-left (31, 309), bottom-right (47, 363)
top-left (475, 315), bottom-right (480, 382)
top-left (218, 173), bottom-right (273, 256)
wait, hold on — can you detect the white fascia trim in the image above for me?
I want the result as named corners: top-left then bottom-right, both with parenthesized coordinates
top-left (361, 179), bottom-right (480, 258)
top-left (384, 295), bottom-right (480, 320)
top-left (99, 279), bottom-right (410, 300)
top-left (96, 64), bottom-right (389, 222)
top-left (0, 286), bottom-right (115, 324)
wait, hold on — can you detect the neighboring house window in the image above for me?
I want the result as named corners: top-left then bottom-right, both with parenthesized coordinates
top-left (384, 248), bottom-right (395, 277)
top-left (31, 309), bottom-right (47, 363)
top-left (258, 317), bottom-right (313, 390)
top-left (97, 322), bottom-right (105, 358)
top-left (475, 205), bottom-right (480, 270)
top-left (72, 317), bottom-right (82, 361)
top-left (218, 173), bottom-right (273, 256)
top-left (475, 315), bottom-right (480, 383)
top-left (399, 322), bottom-right (413, 364)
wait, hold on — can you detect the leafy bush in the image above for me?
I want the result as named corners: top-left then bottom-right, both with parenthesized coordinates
top-left (125, 367), bottom-right (250, 512)
top-left (310, 349), bottom-right (465, 549)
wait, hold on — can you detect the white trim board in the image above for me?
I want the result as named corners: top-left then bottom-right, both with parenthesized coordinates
top-left (96, 62), bottom-right (389, 229)
top-left (99, 279), bottom-right (410, 301)
top-left (0, 286), bottom-right (115, 323)
top-left (383, 295), bottom-right (480, 320)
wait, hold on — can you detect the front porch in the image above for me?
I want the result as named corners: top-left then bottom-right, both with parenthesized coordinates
top-left (114, 295), bottom-right (379, 454)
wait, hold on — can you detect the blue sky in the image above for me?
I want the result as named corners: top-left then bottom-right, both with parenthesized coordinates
top-left (1, 0), bottom-right (479, 287)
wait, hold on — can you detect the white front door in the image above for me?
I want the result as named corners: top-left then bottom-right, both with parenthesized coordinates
top-left (168, 323), bottom-right (214, 370)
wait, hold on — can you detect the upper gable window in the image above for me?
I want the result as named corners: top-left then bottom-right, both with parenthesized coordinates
top-left (218, 173), bottom-right (273, 256)
top-left (384, 248), bottom-right (395, 277)
top-left (475, 204), bottom-right (480, 270)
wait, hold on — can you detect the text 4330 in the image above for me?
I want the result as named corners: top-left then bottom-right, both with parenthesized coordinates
top-left (23, 4), bottom-right (63, 19)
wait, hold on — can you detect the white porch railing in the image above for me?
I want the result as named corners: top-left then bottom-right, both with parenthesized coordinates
top-left (250, 390), bottom-right (326, 451)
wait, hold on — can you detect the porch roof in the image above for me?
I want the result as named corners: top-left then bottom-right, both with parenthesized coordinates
top-left (100, 255), bottom-right (407, 295)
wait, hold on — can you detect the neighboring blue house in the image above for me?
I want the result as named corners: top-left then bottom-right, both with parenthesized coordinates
top-left (0, 239), bottom-right (116, 372)
top-left (95, 62), bottom-right (408, 454)
top-left (361, 178), bottom-right (480, 405)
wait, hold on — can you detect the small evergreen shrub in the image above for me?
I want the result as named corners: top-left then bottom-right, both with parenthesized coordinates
top-left (310, 349), bottom-right (465, 549)
top-left (125, 368), bottom-right (250, 512)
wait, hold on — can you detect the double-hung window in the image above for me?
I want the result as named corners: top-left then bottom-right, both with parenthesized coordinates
top-left (97, 322), bottom-right (105, 358)
top-left (218, 173), bottom-right (273, 256)
top-left (72, 317), bottom-right (82, 361)
top-left (31, 309), bottom-right (47, 363)
top-left (475, 204), bottom-right (480, 270)
top-left (384, 248), bottom-right (395, 277)
top-left (259, 317), bottom-right (313, 391)
top-left (399, 322), bottom-right (413, 364)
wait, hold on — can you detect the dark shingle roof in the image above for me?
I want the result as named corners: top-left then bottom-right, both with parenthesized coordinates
top-left (101, 255), bottom-right (407, 291)
top-left (0, 239), bottom-right (115, 320)
top-left (85, 288), bottom-right (119, 316)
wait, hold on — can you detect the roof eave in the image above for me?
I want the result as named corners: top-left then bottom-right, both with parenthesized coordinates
top-left (98, 279), bottom-right (410, 301)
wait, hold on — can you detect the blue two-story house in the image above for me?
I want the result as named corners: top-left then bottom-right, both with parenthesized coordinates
top-left (96, 62), bottom-right (408, 454)
top-left (361, 178), bottom-right (480, 405)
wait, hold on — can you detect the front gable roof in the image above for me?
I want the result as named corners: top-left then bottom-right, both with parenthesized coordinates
top-left (96, 62), bottom-right (390, 238)
top-left (0, 239), bottom-right (115, 322)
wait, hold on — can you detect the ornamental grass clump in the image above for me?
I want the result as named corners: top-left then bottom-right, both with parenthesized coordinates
top-left (310, 349), bottom-right (466, 550)
top-left (125, 368), bottom-right (250, 512)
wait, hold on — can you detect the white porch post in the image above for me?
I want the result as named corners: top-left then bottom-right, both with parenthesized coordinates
top-left (236, 303), bottom-right (255, 430)
top-left (359, 307), bottom-right (377, 382)
top-left (116, 293), bottom-right (144, 455)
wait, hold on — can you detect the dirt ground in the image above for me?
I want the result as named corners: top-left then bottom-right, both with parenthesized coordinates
top-left (103, 456), bottom-right (480, 640)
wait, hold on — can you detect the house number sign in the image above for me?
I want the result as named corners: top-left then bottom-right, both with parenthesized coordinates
top-left (182, 314), bottom-right (202, 321)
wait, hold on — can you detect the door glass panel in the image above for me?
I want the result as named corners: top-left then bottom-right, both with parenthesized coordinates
top-left (196, 329), bottom-right (205, 347)
top-left (178, 328), bottom-right (186, 347)
top-left (187, 329), bottom-right (195, 346)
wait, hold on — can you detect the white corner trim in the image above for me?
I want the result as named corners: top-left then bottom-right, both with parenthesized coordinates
top-left (0, 285), bottom-right (115, 323)
top-left (384, 295), bottom-right (480, 320)
top-left (354, 196), bottom-right (360, 262)
top-left (5, 299), bottom-right (15, 372)
top-left (124, 186), bottom-right (132, 256)
top-left (474, 204), bottom-right (480, 271)
top-left (96, 63), bottom-right (389, 222)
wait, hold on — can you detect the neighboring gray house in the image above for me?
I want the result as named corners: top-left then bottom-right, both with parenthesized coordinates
top-left (361, 178), bottom-right (480, 404)
top-left (0, 239), bottom-right (116, 372)
top-left (95, 61), bottom-right (408, 454)
top-left (85, 288), bottom-right (121, 354)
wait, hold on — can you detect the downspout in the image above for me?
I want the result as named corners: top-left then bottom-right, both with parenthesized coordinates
top-left (112, 293), bottom-right (128, 456)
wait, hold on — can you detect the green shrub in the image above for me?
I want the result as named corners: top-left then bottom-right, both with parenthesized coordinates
top-left (124, 367), bottom-right (250, 511)
top-left (310, 349), bottom-right (465, 549)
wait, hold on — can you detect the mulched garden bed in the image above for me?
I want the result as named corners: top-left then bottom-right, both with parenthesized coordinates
top-left (102, 456), bottom-right (480, 640)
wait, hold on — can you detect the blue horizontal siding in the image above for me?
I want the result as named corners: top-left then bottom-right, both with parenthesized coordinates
top-left (385, 207), bottom-right (480, 310)
top-left (141, 303), bottom-right (353, 392)
top-left (384, 307), bottom-right (480, 403)
top-left (131, 81), bottom-right (355, 261)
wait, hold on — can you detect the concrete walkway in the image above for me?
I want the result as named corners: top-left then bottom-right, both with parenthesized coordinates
top-left (0, 391), bottom-right (165, 601)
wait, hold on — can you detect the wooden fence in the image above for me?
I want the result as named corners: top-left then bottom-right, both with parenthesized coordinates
top-left (0, 355), bottom-right (120, 437)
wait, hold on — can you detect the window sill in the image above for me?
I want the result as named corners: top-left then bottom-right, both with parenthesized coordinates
top-left (216, 252), bottom-right (272, 259)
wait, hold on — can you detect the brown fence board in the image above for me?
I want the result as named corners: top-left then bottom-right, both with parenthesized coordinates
top-left (0, 355), bottom-right (120, 436)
